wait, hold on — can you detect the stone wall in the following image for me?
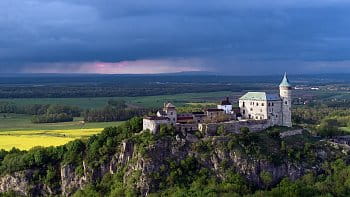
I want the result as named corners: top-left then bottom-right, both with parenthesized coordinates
top-left (279, 129), bottom-right (303, 138)
top-left (176, 123), bottom-right (198, 133)
top-left (198, 119), bottom-right (272, 136)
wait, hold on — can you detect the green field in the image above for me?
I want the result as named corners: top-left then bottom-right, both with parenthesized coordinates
top-left (0, 114), bottom-right (122, 150)
top-left (0, 91), bottom-right (233, 150)
top-left (0, 129), bottom-right (103, 150)
top-left (0, 114), bottom-right (121, 131)
top-left (340, 127), bottom-right (350, 134)
top-left (0, 91), bottom-right (232, 109)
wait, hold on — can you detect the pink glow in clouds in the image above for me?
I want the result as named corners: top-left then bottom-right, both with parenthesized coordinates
top-left (22, 59), bottom-right (204, 74)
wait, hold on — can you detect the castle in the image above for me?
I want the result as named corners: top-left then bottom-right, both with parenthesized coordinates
top-left (143, 73), bottom-right (292, 134)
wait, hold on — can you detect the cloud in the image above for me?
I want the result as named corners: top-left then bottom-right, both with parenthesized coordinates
top-left (21, 58), bottom-right (204, 74)
top-left (1, 0), bottom-right (350, 74)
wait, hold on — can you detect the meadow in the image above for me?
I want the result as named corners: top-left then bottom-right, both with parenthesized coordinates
top-left (0, 91), bottom-right (233, 150)
top-left (0, 91), bottom-right (232, 109)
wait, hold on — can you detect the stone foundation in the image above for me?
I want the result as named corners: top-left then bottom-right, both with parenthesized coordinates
top-left (198, 119), bottom-right (272, 136)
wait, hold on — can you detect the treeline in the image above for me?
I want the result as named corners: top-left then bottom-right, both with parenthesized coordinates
top-left (293, 107), bottom-right (350, 125)
top-left (1, 100), bottom-right (152, 123)
top-left (293, 107), bottom-right (350, 137)
top-left (0, 102), bottom-right (81, 123)
top-left (0, 102), bottom-right (81, 116)
top-left (0, 83), bottom-right (264, 99)
top-left (83, 99), bottom-right (153, 122)
top-left (31, 113), bottom-right (73, 124)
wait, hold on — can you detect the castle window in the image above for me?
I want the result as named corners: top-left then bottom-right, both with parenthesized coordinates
top-left (256, 103), bottom-right (259, 106)
top-left (262, 103), bottom-right (264, 106)
top-left (268, 103), bottom-right (271, 106)
top-left (272, 103), bottom-right (274, 106)
top-left (250, 108), bottom-right (253, 111)
top-left (243, 110), bottom-right (245, 114)
top-left (285, 101), bottom-right (288, 105)
top-left (171, 112), bottom-right (173, 115)
top-left (243, 102), bottom-right (245, 107)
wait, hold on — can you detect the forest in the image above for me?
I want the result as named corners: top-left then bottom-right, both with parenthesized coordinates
top-left (0, 116), bottom-right (349, 196)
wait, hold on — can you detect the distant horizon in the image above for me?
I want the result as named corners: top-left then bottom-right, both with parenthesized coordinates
top-left (2, 71), bottom-right (350, 77)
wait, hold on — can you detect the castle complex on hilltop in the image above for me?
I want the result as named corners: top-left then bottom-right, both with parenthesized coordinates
top-left (143, 73), bottom-right (292, 134)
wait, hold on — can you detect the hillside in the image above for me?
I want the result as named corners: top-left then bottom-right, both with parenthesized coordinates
top-left (0, 118), bottom-right (348, 196)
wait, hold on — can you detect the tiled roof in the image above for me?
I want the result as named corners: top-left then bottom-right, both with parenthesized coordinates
top-left (207, 108), bottom-right (224, 112)
top-left (144, 116), bottom-right (169, 120)
top-left (177, 117), bottom-right (193, 120)
top-left (192, 112), bottom-right (205, 115)
top-left (239, 92), bottom-right (281, 101)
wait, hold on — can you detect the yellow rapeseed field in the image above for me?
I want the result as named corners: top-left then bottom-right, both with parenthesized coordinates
top-left (0, 128), bottom-right (103, 150)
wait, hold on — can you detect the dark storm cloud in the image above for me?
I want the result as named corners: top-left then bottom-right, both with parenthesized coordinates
top-left (1, 0), bottom-right (350, 74)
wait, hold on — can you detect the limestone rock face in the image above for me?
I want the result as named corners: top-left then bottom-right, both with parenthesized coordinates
top-left (60, 163), bottom-right (87, 196)
top-left (0, 170), bottom-right (52, 196)
top-left (0, 171), bottom-right (31, 196)
top-left (0, 135), bottom-right (342, 196)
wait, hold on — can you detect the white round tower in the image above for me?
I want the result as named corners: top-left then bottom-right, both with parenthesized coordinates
top-left (279, 73), bottom-right (292, 127)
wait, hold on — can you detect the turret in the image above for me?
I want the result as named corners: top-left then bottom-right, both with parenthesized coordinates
top-left (164, 102), bottom-right (177, 125)
top-left (279, 73), bottom-right (292, 127)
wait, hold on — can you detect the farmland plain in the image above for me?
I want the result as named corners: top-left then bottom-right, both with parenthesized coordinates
top-left (0, 91), bottom-right (233, 150)
top-left (0, 91), bottom-right (232, 109)
top-left (0, 114), bottom-right (122, 150)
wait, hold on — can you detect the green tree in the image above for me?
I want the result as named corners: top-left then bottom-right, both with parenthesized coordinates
top-left (260, 171), bottom-right (273, 189)
top-left (318, 118), bottom-right (342, 137)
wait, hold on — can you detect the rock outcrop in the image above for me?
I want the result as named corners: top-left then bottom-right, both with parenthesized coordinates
top-left (0, 133), bottom-right (343, 196)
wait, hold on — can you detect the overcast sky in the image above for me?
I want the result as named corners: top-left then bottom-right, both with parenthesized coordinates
top-left (1, 0), bottom-right (350, 75)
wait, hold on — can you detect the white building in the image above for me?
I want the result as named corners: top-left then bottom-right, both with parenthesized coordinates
top-left (157, 103), bottom-right (177, 125)
top-left (217, 97), bottom-right (233, 114)
top-left (238, 73), bottom-right (292, 127)
top-left (143, 102), bottom-right (177, 133)
top-left (142, 116), bottom-right (170, 134)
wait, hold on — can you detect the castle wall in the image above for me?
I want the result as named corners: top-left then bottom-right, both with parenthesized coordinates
top-left (280, 129), bottom-right (303, 138)
top-left (143, 119), bottom-right (170, 134)
top-left (176, 123), bottom-right (198, 133)
top-left (198, 119), bottom-right (272, 136)
top-left (267, 100), bottom-right (283, 126)
top-left (239, 100), bottom-right (268, 120)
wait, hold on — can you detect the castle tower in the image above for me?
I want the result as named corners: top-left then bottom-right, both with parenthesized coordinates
top-left (279, 73), bottom-right (292, 127)
top-left (164, 103), bottom-right (177, 125)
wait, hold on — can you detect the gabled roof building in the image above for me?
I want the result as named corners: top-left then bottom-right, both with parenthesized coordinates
top-left (239, 73), bottom-right (292, 127)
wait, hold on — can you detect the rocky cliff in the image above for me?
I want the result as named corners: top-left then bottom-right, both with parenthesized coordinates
top-left (0, 131), bottom-right (345, 196)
